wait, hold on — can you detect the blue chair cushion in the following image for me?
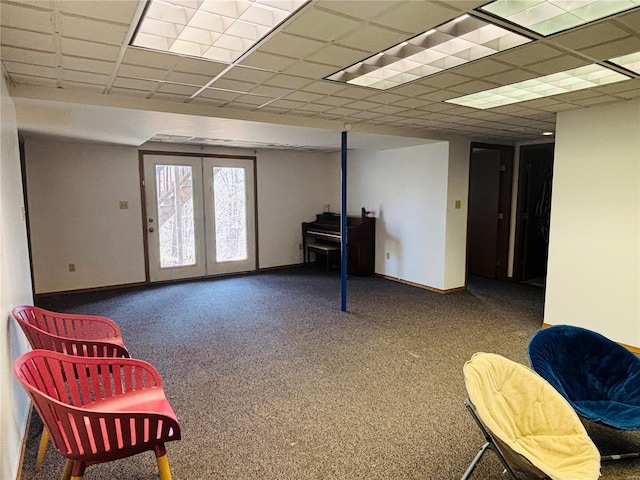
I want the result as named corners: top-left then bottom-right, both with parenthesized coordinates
top-left (528, 325), bottom-right (640, 430)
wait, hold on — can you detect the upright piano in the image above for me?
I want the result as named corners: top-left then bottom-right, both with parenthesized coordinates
top-left (302, 213), bottom-right (375, 275)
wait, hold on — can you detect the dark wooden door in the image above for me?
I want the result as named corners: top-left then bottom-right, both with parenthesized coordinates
top-left (468, 149), bottom-right (501, 278)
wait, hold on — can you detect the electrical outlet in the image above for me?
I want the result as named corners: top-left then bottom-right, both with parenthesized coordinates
top-left (455, 200), bottom-right (461, 209)
top-left (386, 252), bottom-right (390, 260)
top-left (119, 201), bottom-right (129, 210)
top-left (299, 243), bottom-right (303, 250)
top-left (68, 263), bottom-right (76, 272)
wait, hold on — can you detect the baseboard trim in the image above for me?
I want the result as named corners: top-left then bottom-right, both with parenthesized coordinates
top-left (376, 274), bottom-right (466, 294)
top-left (16, 403), bottom-right (33, 480)
top-left (35, 281), bottom-right (148, 299)
top-left (541, 323), bottom-right (640, 353)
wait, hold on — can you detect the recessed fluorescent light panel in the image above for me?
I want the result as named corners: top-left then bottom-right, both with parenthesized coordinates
top-left (131, 0), bottom-right (306, 63)
top-left (325, 15), bottom-right (531, 90)
top-left (480, 0), bottom-right (640, 37)
top-left (609, 51), bottom-right (640, 74)
top-left (446, 64), bottom-right (630, 109)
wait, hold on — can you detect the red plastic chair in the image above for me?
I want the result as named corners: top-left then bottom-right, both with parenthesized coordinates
top-left (12, 305), bottom-right (131, 470)
top-left (12, 305), bottom-right (129, 358)
top-left (14, 350), bottom-right (181, 480)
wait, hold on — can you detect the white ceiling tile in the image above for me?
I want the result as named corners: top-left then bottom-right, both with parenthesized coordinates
top-left (447, 80), bottom-right (499, 95)
top-left (283, 7), bottom-right (363, 42)
top-left (284, 91), bottom-right (325, 103)
top-left (56, 0), bottom-right (139, 24)
top-left (317, 1), bottom-right (397, 21)
top-left (195, 88), bottom-right (241, 102)
top-left (117, 64), bottom-right (168, 81)
top-left (150, 92), bottom-right (193, 102)
top-left (305, 44), bottom-right (368, 67)
top-left (156, 83), bottom-right (200, 95)
top-left (525, 55), bottom-right (589, 76)
top-left (265, 98), bottom-right (306, 110)
top-left (172, 56), bottom-right (227, 76)
top-left (0, 2), bottom-right (52, 32)
top-left (3, 61), bottom-right (57, 78)
top-left (163, 71), bottom-right (213, 86)
top-left (335, 24), bottom-right (409, 56)
top-left (239, 51), bottom-right (298, 72)
top-left (249, 84), bottom-right (292, 98)
top-left (6, 74), bottom-right (57, 87)
top-left (417, 72), bottom-right (470, 89)
top-left (614, 9), bottom-right (640, 32)
top-left (60, 38), bottom-right (121, 61)
top-left (122, 48), bottom-right (182, 69)
top-left (0, 45), bottom-right (56, 66)
top-left (59, 80), bottom-right (106, 93)
top-left (259, 33), bottom-right (325, 59)
top-left (58, 13), bottom-right (128, 46)
top-left (0, 27), bottom-right (55, 51)
top-left (63, 56), bottom-right (115, 76)
top-left (109, 86), bottom-right (150, 98)
top-left (208, 77), bottom-right (254, 93)
top-left (60, 70), bottom-right (110, 85)
top-left (262, 74), bottom-right (312, 89)
top-left (371, 2), bottom-right (457, 34)
top-left (301, 80), bottom-right (347, 95)
top-left (220, 66), bottom-right (274, 84)
top-left (452, 59), bottom-right (513, 79)
top-left (579, 36), bottom-right (640, 61)
top-left (553, 22), bottom-right (631, 51)
top-left (280, 60), bottom-right (337, 78)
top-left (111, 76), bottom-right (159, 91)
top-left (493, 43), bottom-right (563, 67)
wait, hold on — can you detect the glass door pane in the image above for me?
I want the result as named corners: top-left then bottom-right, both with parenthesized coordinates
top-left (156, 164), bottom-right (196, 268)
top-left (213, 167), bottom-right (247, 262)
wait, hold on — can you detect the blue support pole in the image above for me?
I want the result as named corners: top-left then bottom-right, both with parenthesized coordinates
top-left (341, 130), bottom-right (348, 312)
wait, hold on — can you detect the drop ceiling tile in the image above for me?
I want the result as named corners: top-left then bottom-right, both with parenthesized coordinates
top-left (316, 95), bottom-right (354, 106)
top-left (249, 84), bottom-right (292, 98)
top-left (221, 66), bottom-right (274, 84)
top-left (266, 98), bottom-right (307, 110)
top-left (294, 102), bottom-right (332, 112)
top-left (616, 88), bottom-right (640, 99)
top-left (453, 59), bottom-right (514, 79)
top-left (281, 60), bottom-right (339, 78)
top-left (196, 88), bottom-right (241, 102)
top-left (571, 95), bottom-right (620, 107)
top-left (3, 61), bottom-right (57, 78)
top-left (62, 56), bottom-right (115, 76)
top-left (351, 110), bottom-right (385, 120)
top-left (59, 80), bottom-right (105, 92)
top-left (369, 104), bottom-right (408, 115)
top-left (393, 83), bottom-right (437, 97)
top-left (438, 1), bottom-right (487, 12)
top-left (239, 51), bottom-right (298, 72)
top-left (579, 36), bottom-right (640, 61)
top-left (223, 94), bottom-right (271, 106)
top-left (61, 38), bottom-right (121, 61)
top-left (284, 91), bottom-right (325, 103)
top-left (323, 106), bottom-right (361, 117)
top-left (342, 89), bottom-right (398, 102)
top-left (595, 79), bottom-right (640, 95)
top-left (493, 43), bottom-right (563, 67)
top-left (371, 2), bottom-right (457, 34)
top-left (449, 80), bottom-right (500, 95)
top-left (301, 80), bottom-right (347, 95)
top-left (163, 71), bottom-right (213, 86)
top-left (57, 0), bottom-right (138, 24)
top-left (109, 87), bottom-right (150, 98)
top-left (342, 99), bottom-right (379, 110)
top-left (117, 64), bottom-right (168, 81)
top-left (6, 73), bottom-right (57, 87)
top-left (173, 56), bottom-right (227, 76)
top-left (150, 92), bottom-right (194, 102)
top-left (614, 9), bottom-right (640, 32)
top-left (122, 48), bottom-right (181, 70)
top-left (259, 33), bottom-right (325, 59)
top-left (318, 1), bottom-right (397, 21)
top-left (553, 21), bottom-right (631, 51)
top-left (0, 46), bottom-right (56, 66)
top-left (222, 102), bottom-right (257, 112)
top-left (112, 77), bottom-right (159, 91)
top-left (0, 2), bottom-right (52, 32)
top-left (58, 14), bottom-right (128, 46)
top-left (61, 70), bottom-right (110, 86)
top-left (484, 69), bottom-right (538, 86)
top-left (336, 24), bottom-right (409, 55)
top-left (283, 7), bottom-right (363, 41)
top-left (156, 83), bottom-right (200, 95)
top-left (391, 97), bottom-right (433, 109)
top-left (0, 27), bottom-right (55, 51)
top-left (417, 72), bottom-right (470, 89)
top-left (306, 44), bottom-right (369, 67)
top-left (262, 74), bottom-right (313, 89)
top-left (525, 55), bottom-right (589, 76)
top-left (208, 77), bottom-right (254, 93)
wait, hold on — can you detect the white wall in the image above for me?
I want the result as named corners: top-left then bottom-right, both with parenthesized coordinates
top-left (348, 142), bottom-right (452, 290)
top-left (545, 99), bottom-right (640, 347)
top-left (25, 139), bottom-right (146, 293)
top-left (1, 74), bottom-right (33, 480)
top-left (257, 149), bottom-right (339, 268)
top-left (23, 140), bottom-right (342, 292)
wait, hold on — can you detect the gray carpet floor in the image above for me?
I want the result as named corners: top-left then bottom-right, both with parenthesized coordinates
top-left (20, 268), bottom-right (640, 479)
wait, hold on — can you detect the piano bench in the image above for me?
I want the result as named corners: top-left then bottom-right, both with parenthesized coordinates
top-left (306, 243), bottom-right (340, 273)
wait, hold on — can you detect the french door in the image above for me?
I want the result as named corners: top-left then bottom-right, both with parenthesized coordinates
top-left (142, 154), bottom-right (256, 282)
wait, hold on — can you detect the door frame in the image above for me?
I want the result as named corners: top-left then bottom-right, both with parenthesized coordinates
top-left (466, 142), bottom-right (514, 282)
top-left (138, 150), bottom-right (258, 283)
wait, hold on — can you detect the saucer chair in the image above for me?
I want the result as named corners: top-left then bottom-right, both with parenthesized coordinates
top-left (12, 305), bottom-right (131, 471)
top-left (462, 352), bottom-right (600, 480)
top-left (528, 324), bottom-right (640, 460)
top-left (14, 349), bottom-right (181, 480)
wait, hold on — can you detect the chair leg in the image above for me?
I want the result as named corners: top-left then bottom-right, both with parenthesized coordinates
top-left (36, 426), bottom-right (49, 471)
top-left (461, 442), bottom-right (490, 480)
top-left (60, 459), bottom-right (73, 480)
top-left (156, 454), bottom-right (173, 480)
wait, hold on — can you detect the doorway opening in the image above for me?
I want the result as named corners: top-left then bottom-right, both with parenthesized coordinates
top-left (513, 143), bottom-right (555, 287)
top-left (466, 143), bottom-right (514, 281)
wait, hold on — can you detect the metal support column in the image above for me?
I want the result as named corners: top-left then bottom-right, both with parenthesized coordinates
top-left (340, 130), bottom-right (348, 312)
